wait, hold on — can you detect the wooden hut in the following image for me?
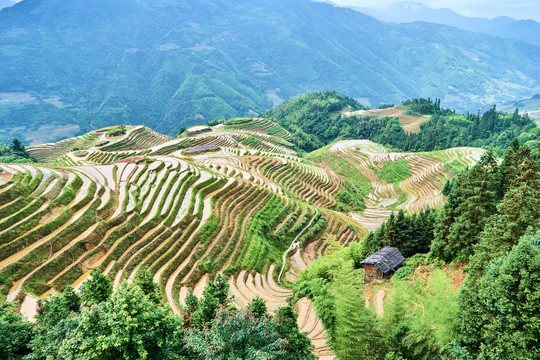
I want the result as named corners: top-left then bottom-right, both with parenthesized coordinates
top-left (361, 247), bottom-right (405, 283)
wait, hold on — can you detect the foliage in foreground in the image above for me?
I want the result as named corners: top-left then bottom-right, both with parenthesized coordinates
top-left (432, 140), bottom-right (540, 264)
top-left (295, 231), bottom-right (540, 360)
top-left (451, 231), bottom-right (540, 360)
top-left (1, 270), bottom-right (315, 360)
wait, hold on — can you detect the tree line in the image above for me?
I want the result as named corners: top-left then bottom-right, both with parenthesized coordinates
top-left (0, 138), bottom-right (35, 164)
top-left (1, 267), bottom-right (315, 360)
top-left (265, 92), bottom-right (538, 156)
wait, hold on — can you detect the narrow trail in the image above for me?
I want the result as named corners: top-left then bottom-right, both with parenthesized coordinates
top-left (375, 288), bottom-right (385, 315)
top-left (278, 208), bottom-right (319, 283)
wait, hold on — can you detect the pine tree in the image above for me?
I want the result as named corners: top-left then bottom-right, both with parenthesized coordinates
top-left (432, 151), bottom-right (501, 261)
top-left (190, 275), bottom-right (230, 328)
top-left (456, 232), bottom-right (540, 359)
top-left (184, 289), bottom-right (198, 315)
top-left (0, 302), bottom-right (33, 360)
top-left (274, 305), bottom-right (316, 360)
top-left (471, 152), bottom-right (540, 272)
top-left (247, 297), bottom-right (268, 320)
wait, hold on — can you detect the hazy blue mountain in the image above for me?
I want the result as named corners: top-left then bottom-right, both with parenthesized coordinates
top-left (1, 0), bottom-right (540, 144)
top-left (498, 94), bottom-right (540, 124)
top-left (0, 0), bottom-right (15, 11)
top-left (352, 2), bottom-right (540, 48)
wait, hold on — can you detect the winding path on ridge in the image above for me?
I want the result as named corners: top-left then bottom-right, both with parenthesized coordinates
top-left (278, 208), bottom-right (320, 283)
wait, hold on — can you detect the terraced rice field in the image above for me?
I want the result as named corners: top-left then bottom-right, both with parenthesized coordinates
top-left (328, 140), bottom-right (483, 231)
top-left (1, 118), bottom-right (483, 359)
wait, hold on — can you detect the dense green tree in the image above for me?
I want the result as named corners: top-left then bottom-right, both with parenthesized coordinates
top-left (0, 302), bottom-right (33, 360)
top-left (36, 285), bottom-right (80, 328)
top-left (27, 286), bottom-right (82, 360)
top-left (185, 307), bottom-right (286, 360)
top-left (454, 232), bottom-right (540, 359)
top-left (0, 138), bottom-right (36, 163)
top-left (183, 289), bottom-right (198, 315)
top-left (362, 209), bottom-right (436, 258)
top-left (471, 151), bottom-right (540, 272)
top-left (80, 268), bottom-right (113, 306)
top-left (211, 274), bottom-right (230, 306)
top-left (57, 283), bottom-right (185, 360)
top-left (432, 151), bottom-right (502, 262)
top-left (332, 281), bottom-right (383, 360)
top-left (274, 305), bottom-right (316, 360)
top-left (190, 274), bottom-right (230, 328)
top-left (134, 266), bottom-right (161, 304)
top-left (267, 94), bottom-right (538, 155)
top-left (247, 297), bottom-right (268, 320)
top-left (10, 138), bottom-right (27, 156)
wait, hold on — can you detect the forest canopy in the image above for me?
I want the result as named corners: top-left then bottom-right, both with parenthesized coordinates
top-left (0, 138), bottom-right (35, 164)
top-left (264, 92), bottom-right (539, 155)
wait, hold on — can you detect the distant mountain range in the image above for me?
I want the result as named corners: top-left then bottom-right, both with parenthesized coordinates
top-left (1, 0), bottom-right (540, 144)
top-left (0, 0), bottom-right (15, 11)
top-left (498, 94), bottom-right (540, 123)
top-left (350, 1), bottom-right (540, 48)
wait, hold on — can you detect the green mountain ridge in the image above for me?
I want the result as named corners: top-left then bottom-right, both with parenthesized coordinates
top-left (1, 0), bottom-right (540, 144)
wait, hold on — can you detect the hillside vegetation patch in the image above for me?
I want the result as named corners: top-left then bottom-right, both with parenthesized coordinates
top-left (371, 158), bottom-right (412, 184)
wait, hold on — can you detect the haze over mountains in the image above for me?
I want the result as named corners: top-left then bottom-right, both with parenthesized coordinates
top-left (1, 0), bottom-right (540, 144)
top-left (350, 1), bottom-right (540, 48)
top-left (0, 0), bottom-right (15, 10)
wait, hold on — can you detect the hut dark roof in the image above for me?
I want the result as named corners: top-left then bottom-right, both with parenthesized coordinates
top-left (361, 247), bottom-right (405, 274)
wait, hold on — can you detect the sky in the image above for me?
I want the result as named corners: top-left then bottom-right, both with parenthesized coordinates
top-left (327, 0), bottom-right (540, 21)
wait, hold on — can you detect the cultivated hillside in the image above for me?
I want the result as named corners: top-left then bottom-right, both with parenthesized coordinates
top-left (1, 0), bottom-right (540, 144)
top-left (0, 117), bottom-right (485, 358)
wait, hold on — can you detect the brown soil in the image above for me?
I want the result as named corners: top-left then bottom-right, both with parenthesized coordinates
top-left (451, 267), bottom-right (467, 288)
top-left (81, 251), bottom-right (105, 272)
top-left (364, 288), bottom-right (372, 308)
top-left (362, 107), bottom-right (427, 133)
top-left (39, 208), bottom-right (64, 225)
top-left (374, 288), bottom-right (385, 315)
top-left (443, 263), bottom-right (467, 288)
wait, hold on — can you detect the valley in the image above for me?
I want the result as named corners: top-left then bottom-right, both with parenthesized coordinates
top-left (1, 0), bottom-right (540, 144)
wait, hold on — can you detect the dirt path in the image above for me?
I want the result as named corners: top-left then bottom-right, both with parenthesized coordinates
top-left (20, 295), bottom-right (39, 322)
top-left (278, 209), bottom-right (319, 282)
top-left (375, 288), bottom-right (385, 315)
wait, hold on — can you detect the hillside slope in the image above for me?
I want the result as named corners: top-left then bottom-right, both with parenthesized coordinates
top-left (0, 118), bottom-right (487, 358)
top-left (1, 0), bottom-right (540, 144)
